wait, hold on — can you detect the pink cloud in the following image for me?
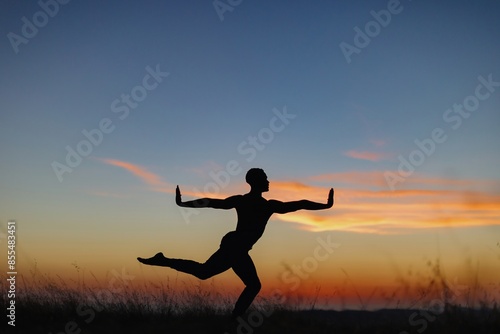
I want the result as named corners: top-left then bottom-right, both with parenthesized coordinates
top-left (99, 158), bottom-right (174, 193)
top-left (343, 150), bottom-right (391, 162)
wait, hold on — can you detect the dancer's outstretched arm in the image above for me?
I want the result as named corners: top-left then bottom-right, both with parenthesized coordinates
top-left (270, 188), bottom-right (333, 214)
top-left (175, 185), bottom-right (240, 209)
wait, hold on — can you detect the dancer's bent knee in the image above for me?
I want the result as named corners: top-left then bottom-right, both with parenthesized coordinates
top-left (195, 271), bottom-right (213, 280)
top-left (248, 280), bottom-right (262, 293)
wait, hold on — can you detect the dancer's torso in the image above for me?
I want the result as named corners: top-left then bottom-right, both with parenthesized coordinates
top-left (230, 194), bottom-right (274, 249)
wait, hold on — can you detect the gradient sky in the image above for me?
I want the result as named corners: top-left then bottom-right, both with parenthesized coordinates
top-left (1, 0), bottom-right (499, 309)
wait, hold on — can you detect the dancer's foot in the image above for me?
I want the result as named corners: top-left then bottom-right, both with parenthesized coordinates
top-left (137, 252), bottom-right (167, 266)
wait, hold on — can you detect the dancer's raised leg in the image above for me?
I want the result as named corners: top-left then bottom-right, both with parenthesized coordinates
top-left (137, 252), bottom-right (169, 266)
top-left (138, 248), bottom-right (233, 280)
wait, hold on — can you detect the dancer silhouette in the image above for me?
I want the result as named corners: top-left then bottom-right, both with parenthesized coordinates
top-left (138, 168), bottom-right (334, 319)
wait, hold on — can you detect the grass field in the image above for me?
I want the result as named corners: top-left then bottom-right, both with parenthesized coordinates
top-left (2, 263), bottom-right (499, 334)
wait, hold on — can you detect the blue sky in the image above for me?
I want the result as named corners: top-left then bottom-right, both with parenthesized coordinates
top-left (0, 0), bottom-right (499, 303)
top-left (1, 1), bottom-right (499, 186)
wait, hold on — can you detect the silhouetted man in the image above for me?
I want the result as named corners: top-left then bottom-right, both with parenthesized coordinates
top-left (138, 168), bottom-right (334, 319)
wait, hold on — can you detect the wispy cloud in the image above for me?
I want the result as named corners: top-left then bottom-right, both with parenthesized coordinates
top-left (99, 158), bottom-right (174, 194)
top-left (343, 150), bottom-right (391, 162)
top-left (98, 158), bottom-right (227, 198)
top-left (96, 160), bottom-right (500, 234)
top-left (272, 174), bottom-right (500, 234)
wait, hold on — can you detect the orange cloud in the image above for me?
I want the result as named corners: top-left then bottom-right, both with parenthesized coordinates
top-left (97, 161), bottom-right (500, 234)
top-left (264, 172), bottom-right (500, 233)
top-left (99, 158), bottom-right (174, 193)
top-left (272, 185), bottom-right (500, 234)
top-left (99, 158), bottom-right (235, 198)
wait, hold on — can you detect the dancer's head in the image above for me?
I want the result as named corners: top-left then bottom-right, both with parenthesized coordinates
top-left (245, 168), bottom-right (269, 192)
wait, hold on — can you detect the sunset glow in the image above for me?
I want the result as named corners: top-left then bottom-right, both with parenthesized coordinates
top-left (1, 1), bottom-right (499, 322)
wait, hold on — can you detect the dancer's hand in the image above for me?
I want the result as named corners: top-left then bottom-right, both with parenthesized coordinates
top-left (176, 185), bottom-right (182, 205)
top-left (327, 188), bottom-right (334, 208)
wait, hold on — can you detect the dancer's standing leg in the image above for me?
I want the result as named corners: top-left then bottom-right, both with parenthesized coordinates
top-left (231, 253), bottom-right (261, 318)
